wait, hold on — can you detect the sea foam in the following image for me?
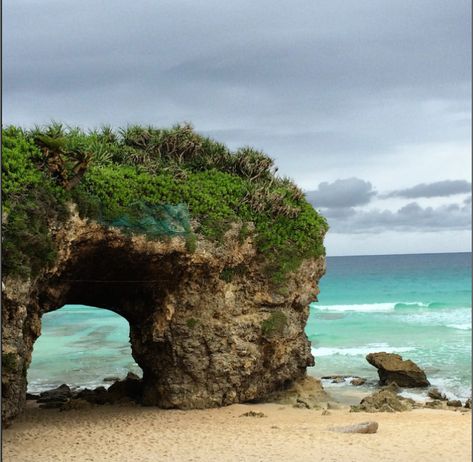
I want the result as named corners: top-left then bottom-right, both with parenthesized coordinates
top-left (311, 343), bottom-right (414, 357)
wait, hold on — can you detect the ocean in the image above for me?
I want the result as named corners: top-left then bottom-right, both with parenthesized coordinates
top-left (307, 252), bottom-right (472, 402)
top-left (28, 252), bottom-right (472, 402)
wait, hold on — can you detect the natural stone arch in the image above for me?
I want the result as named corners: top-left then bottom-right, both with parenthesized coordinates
top-left (2, 213), bottom-right (325, 425)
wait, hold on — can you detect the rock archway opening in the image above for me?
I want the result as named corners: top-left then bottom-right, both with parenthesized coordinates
top-left (28, 304), bottom-right (143, 395)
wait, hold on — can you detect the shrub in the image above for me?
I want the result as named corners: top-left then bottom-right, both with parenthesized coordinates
top-left (1, 123), bottom-right (328, 283)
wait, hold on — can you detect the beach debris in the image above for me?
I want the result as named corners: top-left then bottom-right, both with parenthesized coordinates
top-left (446, 400), bottom-right (462, 408)
top-left (239, 411), bottom-right (266, 418)
top-left (350, 383), bottom-right (415, 413)
top-left (428, 388), bottom-right (447, 401)
top-left (366, 352), bottom-right (430, 387)
top-left (329, 421), bottom-right (378, 434)
top-left (350, 378), bottom-right (366, 386)
top-left (464, 399), bottom-right (471, 409)
top-left (321, 409), bottom-right (331, 416)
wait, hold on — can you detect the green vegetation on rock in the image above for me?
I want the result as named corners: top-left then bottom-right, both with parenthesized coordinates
top-left (261, 311), bottom-right (288, 337)
top-left (2, 123), bottom-right (328, 282)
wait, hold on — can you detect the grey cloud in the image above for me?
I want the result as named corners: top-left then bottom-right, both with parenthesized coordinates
top-left (2, 0), bottom-right (470, 208)
top-left (323, 201), bottom-right (471, 233)
top-left (305, 178), bottom-right (376, 208)
top-left (384, 180), bottom-right (471, 199)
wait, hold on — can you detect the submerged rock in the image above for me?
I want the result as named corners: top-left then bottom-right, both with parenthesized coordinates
top-left (350, 378), bottom-right (366, 386)
top-left (366, 352), bottom-right (430, 388)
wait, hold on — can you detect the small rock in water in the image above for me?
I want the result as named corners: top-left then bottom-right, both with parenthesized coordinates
top-left (447, 400), bottom-right (462, 408)
top-left (331, 377), bottom-right (345, 384)
top-left (428, 388), bottom-right (446, 401)
top-left (350, 378), bottom-right (366, 386)
top-left (330, 421), bottom-right (378, 434)
top-left (239, 411), bottom-right (266, 418)
top-left (366, 352), bottom-right (429, 388)
top-left (103, 377), bottom-right (120, 382)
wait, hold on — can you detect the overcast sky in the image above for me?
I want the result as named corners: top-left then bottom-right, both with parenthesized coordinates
top-left (3, 0), bottom-right (471, 255)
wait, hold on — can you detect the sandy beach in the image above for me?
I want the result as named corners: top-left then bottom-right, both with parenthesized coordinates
top-left (3, 402), bottom-right (471, 462)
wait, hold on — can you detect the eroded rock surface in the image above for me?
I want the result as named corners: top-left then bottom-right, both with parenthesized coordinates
top-left (351, 383), bottom-right (416, 413)
top-left (1, 212), bottom-right (325, 425)
top-left (366, 352), bottom-right (430, 388)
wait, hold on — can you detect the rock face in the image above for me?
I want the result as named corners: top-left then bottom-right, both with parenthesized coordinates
top-left (1, 212), bottom-right (325, 425)
top-left (366, 352), bottom-right (430, 387)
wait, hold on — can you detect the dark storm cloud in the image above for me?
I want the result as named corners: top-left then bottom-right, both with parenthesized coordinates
top-left (323, 201), bottom-right (471, 233)
top-left (3, 0), bottom-right (470, 183)
top-left (305, 178), bottom-right (376, 208)
top-left (383, 180), bottom-right (471, 199)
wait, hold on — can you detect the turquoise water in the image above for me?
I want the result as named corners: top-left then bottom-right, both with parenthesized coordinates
top-left (27, 306), bottom-right (142, 392)
top-left (28, 252), bottom-right (471, 402)
top-left (307, 252), bottom-right (472, 401)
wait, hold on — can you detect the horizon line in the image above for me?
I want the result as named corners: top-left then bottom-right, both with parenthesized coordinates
top-left (326, 250), bottom-right (472, 257)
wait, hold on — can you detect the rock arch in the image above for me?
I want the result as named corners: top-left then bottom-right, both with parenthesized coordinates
top-left (2, 214), bottom-right (325, 425)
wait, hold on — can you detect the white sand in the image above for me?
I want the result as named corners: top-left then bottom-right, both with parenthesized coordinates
top-left (3, 402), bottom-right (471, 462)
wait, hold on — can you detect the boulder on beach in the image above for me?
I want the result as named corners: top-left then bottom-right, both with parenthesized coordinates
top-left (446, 400), bottom-right (462, 408)
top-left (366, 352), bottom-right (430, 388)
top-left (351, 383), bottom-right (415, 413)
top-left (428, 388), bottom-right (446, 401)
top-left (37, 384), bottom-right (72, 403)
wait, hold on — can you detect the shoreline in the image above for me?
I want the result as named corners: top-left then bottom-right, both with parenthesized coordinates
top-left (3, 401), bottom-right (471, 462)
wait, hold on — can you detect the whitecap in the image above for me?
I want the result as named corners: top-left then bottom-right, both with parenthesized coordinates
top-left (311, 343), bottom-right (415, 357)
top-left (310, 303), bottom-right (396, 313)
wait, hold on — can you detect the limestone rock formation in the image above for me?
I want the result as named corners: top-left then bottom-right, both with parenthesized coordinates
top-left (1, 212), bottom-right (325, 425)
top-left (366, 352), bottom-right (430, 387)
top-left (351, 383), bottom-right (416, 413)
